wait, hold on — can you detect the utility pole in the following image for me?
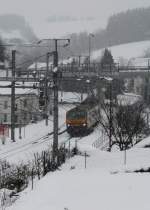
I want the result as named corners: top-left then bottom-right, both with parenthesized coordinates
top-left (52, 38), bottom-right (70, 163)
top-left (52, 40), bottom-right (59, 162)
top-left (45, 52), bottom-right (50, 126)
top-left (88, 33), bottom-right (94, 74)
top-left (87, 34), bottom-right (94, 96)
top-left (19, 119), bottom-right (22, 139)
top-left (11, 50), bottom-right (16, 142)
top-left (78, 55), bottom-right (81, 67)
top-left (108, 81), bottom-right (113, 151)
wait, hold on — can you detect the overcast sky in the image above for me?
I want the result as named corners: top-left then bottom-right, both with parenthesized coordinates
top-left (1, 0), bottom-right (150, 37)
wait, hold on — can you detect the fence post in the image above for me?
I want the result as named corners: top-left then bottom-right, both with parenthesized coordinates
top-left (24, 125), bottom-right (25, 138)
top-left (124, 149), bottom-right (127, 165)
top-left (31, 168), bottom-right (34, 190)
top-left (68, 139), bottom-right (71, 158)
top-left (75, 139), bottom-right (77, 150)
top-left (85, 151), bottom-right (87, 169)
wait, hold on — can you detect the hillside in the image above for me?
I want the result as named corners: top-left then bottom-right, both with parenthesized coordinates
top-left (64, 7), bottom-right (150, 57)
top-left (91, 40), bottom-right (150, 63)
top-left (0, 14), bottom-right (37, 43)
top-left (92, 7), bottom-right (150, 50)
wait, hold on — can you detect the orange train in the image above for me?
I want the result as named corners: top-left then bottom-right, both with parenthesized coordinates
top-left (66, 97), bottom-right (100, 136)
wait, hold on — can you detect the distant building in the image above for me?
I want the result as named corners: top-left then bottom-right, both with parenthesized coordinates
top-left (0, 88), bottom-right (39, 126)
top-left (0, 60), bottom-right (12, 77)
top-left (130, 57), bottom-right (150, 67)
top-left (117, 93), bottom-right (142, 106)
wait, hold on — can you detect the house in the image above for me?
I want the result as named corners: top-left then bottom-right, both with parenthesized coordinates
top-left (0, 87), bottom-right (40, 126)
top-left (117, 93), bottom-right (142, 106)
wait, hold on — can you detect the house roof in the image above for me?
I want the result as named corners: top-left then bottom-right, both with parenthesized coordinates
top-left (0, 81), bottom-right (38, 96)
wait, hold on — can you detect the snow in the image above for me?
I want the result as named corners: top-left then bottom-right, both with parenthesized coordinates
top-left (28, 58), bottom-right (74, 70)
top-left (59, 91), bottom-right (87, 103)
top-left (6, 139), bottom-right (150, 210)
top-left (2, 42), bottom-right (150, 210)
top-left (28, 62), bottom-right (48, 70)
top-left (0, 88), bottom-right (37, 95)
top-left (3, 100), bottom-right (150, 210)
top-left (92, 40), bottom-right (150, 61)
top-left (0, 81), bottom-right (37, 95)
top-left (27, 40), bottom-right (150, 71)
top-left (99, 76), bottom-right (113, 81)
top-left (0, 106), bottom-right (67, 163)
top-left (0, 29), bottom-right (29, 43)
top-left (52, 67), bottom-right (58, 73)
top-left (0, 30), bottom-right (23, 41)
top-left (130, 57), bottom-right (150, 66)
top-left (0, 92), bottom-right (86, 163)
top-left (28, 40), bottom-right (150, 71)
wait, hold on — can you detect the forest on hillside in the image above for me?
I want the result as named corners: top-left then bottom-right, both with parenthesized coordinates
top-left (1, 7), bottom-right (150, 64)
top-left (67, 7), bottom-right (150, 56)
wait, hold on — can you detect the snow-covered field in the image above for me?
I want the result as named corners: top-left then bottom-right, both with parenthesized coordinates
top-left (92, 40), bottom-right (150, 61)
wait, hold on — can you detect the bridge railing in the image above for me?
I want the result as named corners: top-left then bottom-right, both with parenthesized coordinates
top-left (2, 63), bottom-right (150, 81)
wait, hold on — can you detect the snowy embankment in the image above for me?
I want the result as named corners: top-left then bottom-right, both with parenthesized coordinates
top-left (6, 136), bottom-right (150, 210)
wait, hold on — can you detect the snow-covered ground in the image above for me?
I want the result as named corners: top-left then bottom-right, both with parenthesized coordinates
top-left (1, 90), bottom-right (150, 210)
top-left (5, 131), bottom-right (150, 210)
top-left (0, 106), bottom-right (67, 163)
top-left (0, 92), bottom-right (87, 163)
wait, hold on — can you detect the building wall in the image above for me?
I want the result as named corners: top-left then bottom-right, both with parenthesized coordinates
top-left (0, 95), bottom-right (11, 124)
top-left (0, 94), bottom-right (39, 126)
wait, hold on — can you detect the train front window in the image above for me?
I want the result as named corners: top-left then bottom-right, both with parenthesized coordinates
top-left (67, 110), bottom-right (86, 120)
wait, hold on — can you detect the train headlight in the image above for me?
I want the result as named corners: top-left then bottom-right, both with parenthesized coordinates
top-left (83, 123), bottom-right (86, 126)
top-left (67, 124), bottom-right (70, 127)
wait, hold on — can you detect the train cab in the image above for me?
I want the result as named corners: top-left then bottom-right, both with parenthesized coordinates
top-left (66, 107), bottom-right (87, 135)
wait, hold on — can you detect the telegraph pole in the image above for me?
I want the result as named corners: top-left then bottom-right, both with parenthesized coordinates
top-left (11, 50), bottom-right (16, 142)
top-left (52, 38), bottom-right (70, 163)
top-left (88, 34), bottom-right (94, 73)
top-left (45, 52), bottom-right (50, 126)
top-left (87, 34), bottom-right (94, 96)
top-left (108, 81), bottom-right (113, 151)
top-left (78, 55), bottom-right (81, 67)
top-left (52, 40), bottom-right (59, 162)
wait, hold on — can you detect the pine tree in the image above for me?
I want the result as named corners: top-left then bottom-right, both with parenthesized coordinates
top-left (100, 48), bottom-right (114, 66)
top-left (0, 39), bottom-right (5, 62)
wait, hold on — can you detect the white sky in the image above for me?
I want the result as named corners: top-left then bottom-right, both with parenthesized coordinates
top-left (1, 0), bottom-right (150, 37)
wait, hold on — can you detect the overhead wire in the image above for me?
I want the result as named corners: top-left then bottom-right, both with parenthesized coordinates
top-left (1, 41), bottom-right (94, 122)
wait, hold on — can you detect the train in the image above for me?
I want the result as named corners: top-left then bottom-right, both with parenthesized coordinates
top-left (66, 97), bottom-right (100, 136)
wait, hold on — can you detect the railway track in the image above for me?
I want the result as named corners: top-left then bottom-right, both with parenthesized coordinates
top-left (0, 129), bottom-right (67, 161)
top-left (0, 124), bottom-right (89, 162)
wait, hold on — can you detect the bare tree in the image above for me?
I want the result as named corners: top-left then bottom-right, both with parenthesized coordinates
top-left (112, 103), bottom-right (146, 150)
top-left (99, 98), bottom-right (146, 151)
